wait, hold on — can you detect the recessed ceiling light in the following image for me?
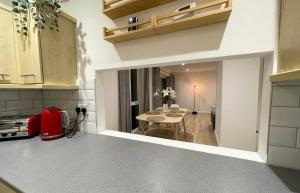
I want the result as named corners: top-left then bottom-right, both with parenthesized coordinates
top-left (182, 62), bottom-right (185, 66)
top-left (186, 68), bottom-right (189, 72)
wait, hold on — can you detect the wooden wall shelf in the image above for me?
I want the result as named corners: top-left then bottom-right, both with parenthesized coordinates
top-left (104, 18), bottom-right (156, 43)
top-left (104, 0), bottom-right (232, 43)
top-left (103, 0), bottom-right (175, 19)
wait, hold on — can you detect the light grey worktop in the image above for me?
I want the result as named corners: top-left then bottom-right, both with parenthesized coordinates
top-left (0, 133), bottom-right (300, 193)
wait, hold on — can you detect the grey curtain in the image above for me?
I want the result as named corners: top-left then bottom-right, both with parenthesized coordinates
top-left (137, 68), bottom-right (150, 114)
top-left (118, 70), bottom-right (132, 133)
top-left (152, 67), bottom-right (162, 108)
top-left (166, 74), bottom-right (175, 89)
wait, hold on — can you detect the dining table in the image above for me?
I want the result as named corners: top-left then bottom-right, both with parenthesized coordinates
top-left (136, 107), bottom-right (188, 139)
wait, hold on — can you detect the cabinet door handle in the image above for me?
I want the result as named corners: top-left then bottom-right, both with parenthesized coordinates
top-left (20, 74), bottom-right (36, 77)
top-left (0, 74), bottom-right (9, 80)
top-left (20, 74), bottom-right (36, 84)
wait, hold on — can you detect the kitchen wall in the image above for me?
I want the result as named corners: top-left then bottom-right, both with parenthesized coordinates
top-left (90, 0), bottom-right (278, 132)
top-left (215, 62), bottom-right (223, 144)
top-left (217, 57), bottom-right (261, 151)
top-left (44, 79), bottom-right (97, 133)
top-left (268, 81), bottom-right (300, 170)
top-left (0, 79), bottom-right (97, 133)
top-left (58, 0), bottom-right (279, 73)
top-left (96, 70), bottom-right (119, 131)
top-left (257, 55), bottom-right (273, 161)
top-left (0, 0), bottom-right (280, 138)
top-left (174, 71), bottom-right (216, 113)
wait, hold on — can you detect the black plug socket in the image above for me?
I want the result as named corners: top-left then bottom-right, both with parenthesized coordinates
top-left (81, 108), bottom-right (87, 116)
top-left (75, 107), bottom-right (81, 114)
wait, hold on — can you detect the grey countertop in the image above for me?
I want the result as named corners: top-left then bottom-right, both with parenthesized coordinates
top-left (0, 133), bottom-right (300, 193)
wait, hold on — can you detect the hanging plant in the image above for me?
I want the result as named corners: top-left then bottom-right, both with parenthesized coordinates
top-left (11, 0), bottom-right (62, 36)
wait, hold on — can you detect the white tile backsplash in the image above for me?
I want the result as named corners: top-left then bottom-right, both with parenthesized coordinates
top-left (6, 100), bottom-right (33, 111)
top-left (0, 91), bottom-right (19, 101)
top-left (0, 101), bottom-right (5, 112)
top-left (79, 79), bottom-right (95, 90)
top-left (268, 146), bottom-right (300, 170)
top-left (20, 90), bottom-right (42, 100)
top-left (271, 107), bottom-right (300, 127)
top-left (85, 122), bottom-right (97, 134)
top-left (269, 126), bottom-right (297, 148)
top-left (0, 111), bottom-right (19, 117)
top-left (272, 86), bottom-right (300, 107)
top-left (0, 79), bottom-right (97, 134)
top-left (274, 80), bottom-right (300, 86)
top-left (43, 90), bottom-right (73, 100)
top-left (297, 129), bottom-right (300, 149)
top-left (21, 109), bottom-right (43, 115)
top-left (268, 81), bottom-right (300, 170)
top-left (44, 100), bottom-right (78, 110)
top-left (72, 90), bottom-right (95, 101)
top-left (78, 101), bottom-right (96, 112)
top-left (33, 100), bottom-right (43, 109)
top-left (86, 112), bottom-right (96, 122)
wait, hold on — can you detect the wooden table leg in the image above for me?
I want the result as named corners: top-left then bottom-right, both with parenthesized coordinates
top-left (176, 123), bottom-right (181, 140)
top-left (141, 121), bottom-right (146, 135)
top-left (182, 118), bottom-right (187, 137)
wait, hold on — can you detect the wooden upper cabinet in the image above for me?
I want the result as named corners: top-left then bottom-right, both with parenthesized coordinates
top-left (14, 15), bottom-right (43, 84)
top-left (13, 10), bottom-right (77, 86)
top-left (40, 13), bottom-right (77, 86)
top-left (278, 0), bottom-right (300, 72)
top-left (0, 4), bottom-right (18, 84)
top-left (0, 3), bottom-right (77, 88)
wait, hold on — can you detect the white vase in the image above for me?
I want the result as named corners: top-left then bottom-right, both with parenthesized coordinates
top-left (163, 104), bottom-right (169, 112)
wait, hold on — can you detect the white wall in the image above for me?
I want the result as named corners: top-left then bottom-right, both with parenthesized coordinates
top-left (59, 0), bottom-right (279, 72)
top-left (1, 0), bottom-right (279, 142)
top-left (257, 55), bottom-right (273, 161)
top-left (96, 70), bottom-right (119, 131)
top-left (61, 0), bottom-right (278, 133)
top-left (219, 57), bottom-right (261, 151)
top-left (215, 62), bottom-right (223, 144)
top-left (174, 71), bottom-right (216, 113)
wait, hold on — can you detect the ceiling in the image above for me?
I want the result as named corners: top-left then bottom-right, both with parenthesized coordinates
top-left (161, 62), bottom-right (218, 73)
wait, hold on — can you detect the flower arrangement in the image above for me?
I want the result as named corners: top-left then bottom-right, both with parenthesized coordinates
top-left (154, 87), bottom-right (176, 104)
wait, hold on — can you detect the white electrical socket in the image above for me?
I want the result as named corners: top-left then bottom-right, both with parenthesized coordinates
top-left (78, 103), bottom-right (87, 110)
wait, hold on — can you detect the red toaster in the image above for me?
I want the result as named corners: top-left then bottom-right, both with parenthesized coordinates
top-left (41, 107), bottom-right (69, 140)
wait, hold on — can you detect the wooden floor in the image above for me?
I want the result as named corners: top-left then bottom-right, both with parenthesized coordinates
top-left (135, 113), bottom-right (218, 146)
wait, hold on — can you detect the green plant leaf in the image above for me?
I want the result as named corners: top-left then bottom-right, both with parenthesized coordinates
top-left (12, 8), bottom-right (19, 13)
top-left (12, 1), bottom-right (18, 6)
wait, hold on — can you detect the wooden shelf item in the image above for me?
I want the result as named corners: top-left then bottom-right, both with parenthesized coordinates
top-left (155, 0), bottom-right (232, 34)
top-left (103, 0), bottom-right (175, 19)
top-left (104, 0), bottom-right (232, 43)
top-left (104, 17), bottom-right (156, 43)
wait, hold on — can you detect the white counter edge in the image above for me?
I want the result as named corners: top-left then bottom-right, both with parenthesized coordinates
top-left (99, 130), bottom-right (265, 163)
